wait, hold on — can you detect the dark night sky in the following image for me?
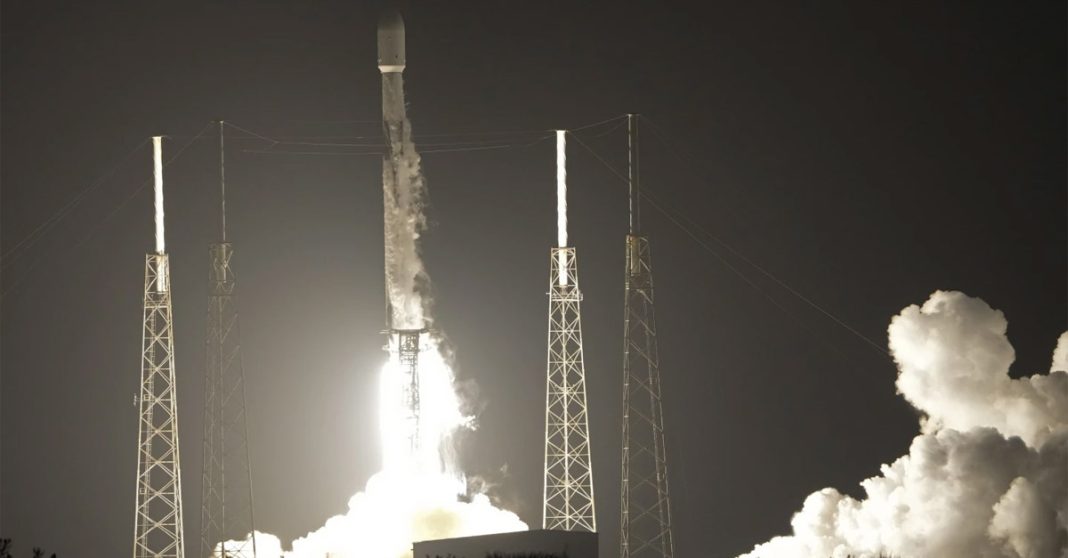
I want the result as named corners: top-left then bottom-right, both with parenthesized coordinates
top-left (2, 2), bottom-right (1064, 557)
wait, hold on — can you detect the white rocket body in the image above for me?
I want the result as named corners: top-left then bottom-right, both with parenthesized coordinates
top-left (377, 10), bottom-right (406, 74)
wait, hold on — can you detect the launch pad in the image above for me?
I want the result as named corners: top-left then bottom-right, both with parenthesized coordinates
top-left (414, 530), bottom-right (598, 558)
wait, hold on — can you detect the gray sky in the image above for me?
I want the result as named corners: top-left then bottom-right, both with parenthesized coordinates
top-left (2, 2), bottom-right (1065, 557)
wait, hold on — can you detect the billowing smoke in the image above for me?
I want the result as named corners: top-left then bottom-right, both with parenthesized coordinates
top-left (740, 291), bottom-right (1068, 558)
top-left (219, 469), bottom-right (526, 558)
top-left (215, 338), bottom-right (527, 558)
top-left (213, 72), bottom-right (527, 558)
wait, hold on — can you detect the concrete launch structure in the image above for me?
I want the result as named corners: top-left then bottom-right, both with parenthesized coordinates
top-left (414, 530), bottom-right (598, 558)
top-left (133, 137), bottom-right (186, 558)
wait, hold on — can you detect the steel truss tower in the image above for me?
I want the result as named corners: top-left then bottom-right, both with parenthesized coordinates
top-left (543, 246), bottom-right (596, 532)
top-left (200, 122), bottom-right (257, 558)
top-left (134, 137), bottom-right (186, 558)
top-left (620, 115), bottom-right (675, 558)
top-left (394, 327), bottom-right (426, 453)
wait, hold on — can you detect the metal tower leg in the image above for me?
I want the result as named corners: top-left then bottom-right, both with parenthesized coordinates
top-left (543, 247), bottom-right (596, 532)
top-left (620, 235), bottom-right (675, 558)
top-left (133, 253), bottom-right (186, 558)
top-left (200, 242), bottom-right (257, 558)
top-left (395, 328), bottom-right (425, 455)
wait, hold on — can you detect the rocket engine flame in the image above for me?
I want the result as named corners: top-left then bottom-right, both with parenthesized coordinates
top-left (214, 333), bottom-right (527, 558)
top-left (379, 335), bottom-right (466, 474)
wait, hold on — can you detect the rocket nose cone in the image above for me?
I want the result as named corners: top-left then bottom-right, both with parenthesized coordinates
top-left (377, 8), bottom-right (406, 72)
top-left (378, 9), bottom-right (404, 34)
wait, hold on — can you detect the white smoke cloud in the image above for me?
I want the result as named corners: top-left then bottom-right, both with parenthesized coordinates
top-left (216, 337), bottom-right (528, 558)
top-left (740, 291), bottom-right (1068, 558)
top-left (891, 291), bottom-right (1068, 447)
top-left (285, 470), bottom-right (524, 557)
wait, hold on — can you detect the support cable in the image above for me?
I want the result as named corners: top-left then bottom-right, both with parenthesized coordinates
top-left (2, 122), bottom-right (215, 300)
top-left (567, 131), bottom-right (891, 359)
top-left (2, 138), bottom-right (150, 267)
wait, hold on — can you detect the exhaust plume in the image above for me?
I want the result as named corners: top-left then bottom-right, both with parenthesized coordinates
top-left (739, 291), bottom-right (1068, 558)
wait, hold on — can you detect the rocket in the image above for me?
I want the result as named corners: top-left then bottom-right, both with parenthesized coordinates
top-left (378, 9), bottom-right (406, 74)
top-left (378, 9), bottom-right (407, 132)
top-left (378, 8), bottom-right (426, 457)
top-left (378, 9), bottom-right (405, 329)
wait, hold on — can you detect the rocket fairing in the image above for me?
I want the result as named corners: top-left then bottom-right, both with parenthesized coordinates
top-left (379, 8), bottom-right (409, 330)
top-left (377, 9), bottom-right (406, 74)
top-left (379, 9), bottom-right (407, 133)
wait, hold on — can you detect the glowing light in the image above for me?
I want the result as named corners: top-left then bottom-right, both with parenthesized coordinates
top-left (379, 335), bottom-right (466, 473)
top-left (556, 130), bottom-right (567, 286)
top-left (216, 334), bottom-right (527, 558)
top-left (152, 136), bottom-right (165, 255)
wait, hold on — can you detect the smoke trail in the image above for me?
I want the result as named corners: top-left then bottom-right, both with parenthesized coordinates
top-left (152, 136), bottom-right (165, 255)
top-left (382, 72), bottom-right (429, 329)
top-left (739, 291), bottom-right (1068, 558)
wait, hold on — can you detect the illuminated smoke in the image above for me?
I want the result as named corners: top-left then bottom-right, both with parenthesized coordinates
top-left (378, 336), bottom-right (468, 474)
top-left (556, 130), bottom-right (567, 285)
top-left (215, 335), bottom-right (527, 558)
top-left (739, 291), bottom-right (1068, 558)
top-left (225, 333), bottom-right (528, 558)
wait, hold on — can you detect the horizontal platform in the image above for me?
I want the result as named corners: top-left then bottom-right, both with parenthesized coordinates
top-left (414, 529), bottom-right (597, 558)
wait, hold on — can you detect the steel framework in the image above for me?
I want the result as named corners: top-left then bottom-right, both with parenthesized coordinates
top-left (620, 235), bottom-right (675, 558)
top-left (200, 122), bottom-right (257, 558)
top-left (620, 115), bottom-right (675, 558)
top-left (543, 247), bottom-right (596, 532)
top-left (133, 253), bottom-right (186, 558)
top-left (200, 242), bottom-right (257, 558)
top-left (394, 328), bottom-right (426, 454)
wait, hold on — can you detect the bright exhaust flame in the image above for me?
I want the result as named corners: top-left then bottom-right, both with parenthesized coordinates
top-left (214, 336), bottom-right (527, 558)
top-left (379, 335), bottom-right (465, 473)
top-left (556, 130), bottom-right (567, 286)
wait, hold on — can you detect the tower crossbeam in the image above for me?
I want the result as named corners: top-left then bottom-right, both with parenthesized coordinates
top-left (543, 247), bottom-right (596, 532)
top-left (200, 122), bottom-right (257, 558)
top-left (200, 242), bottom-right (257, 558)
top-left (133, 253), bottom-right (186, 558)
top-left (621, 115), bottom-right (675, 558)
